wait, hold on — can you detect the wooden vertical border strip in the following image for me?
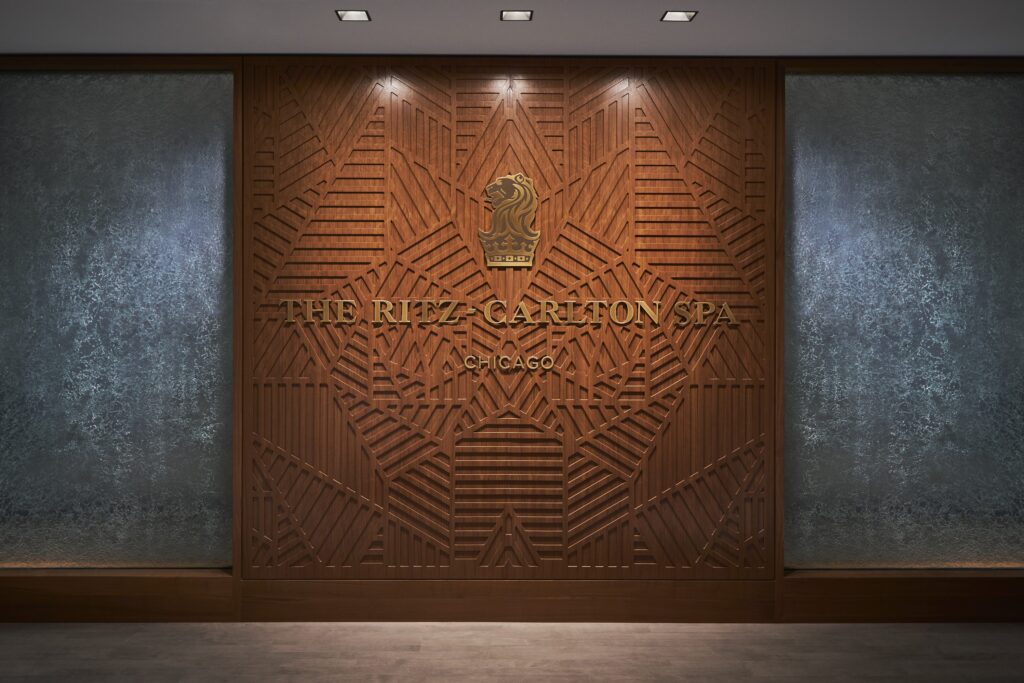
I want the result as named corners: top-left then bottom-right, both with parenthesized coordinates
top-left (231, 56), bottom-right (246, 619)
top-left (240, 56), bottom-right (255, 587)
top-left (772, 59), bottom-right (786, 618)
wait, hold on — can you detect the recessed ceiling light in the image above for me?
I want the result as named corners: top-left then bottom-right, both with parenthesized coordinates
top-left (500, 10), bottom-right (534, 21)
top-left (661, 10), bottom-right (697, 22)
top-left (336, 9), bottom-right (371, 21)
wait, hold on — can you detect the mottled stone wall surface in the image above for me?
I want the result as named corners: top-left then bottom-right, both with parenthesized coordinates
top-left (785, 74), bottom-right (1024, 568)
top-left (0, 72), bottom-right (233, 567)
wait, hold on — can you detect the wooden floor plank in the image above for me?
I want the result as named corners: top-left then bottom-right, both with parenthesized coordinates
top-left (0, 622), bottom-right (1022, 681)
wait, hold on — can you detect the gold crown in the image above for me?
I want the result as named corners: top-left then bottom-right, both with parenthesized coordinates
top-left (479, 172), bottom-right (539, 268)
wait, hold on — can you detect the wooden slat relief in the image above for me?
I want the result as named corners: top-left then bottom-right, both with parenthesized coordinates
top-left (243, 59), bottom-right (773, 579)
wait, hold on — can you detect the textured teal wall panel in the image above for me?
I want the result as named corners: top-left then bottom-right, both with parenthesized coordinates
top-left (785, 74), bottom-right (1024, 568)
top-left (0, 72), bottom-right (233, 567)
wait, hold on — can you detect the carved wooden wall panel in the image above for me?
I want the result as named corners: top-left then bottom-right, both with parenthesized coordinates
top-left (243, 58), bottom-right (774, 579)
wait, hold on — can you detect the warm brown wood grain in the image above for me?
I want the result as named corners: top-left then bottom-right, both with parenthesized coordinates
top-left (240, 579), bottom-right (774, 621)
top-left (772, 59), bottom-right (787, 618)
top-left (780, 570), bottom-right (1024, 622)
top-left (242, 57), bottom-right (775, 580)
top-left (0, 570), bottom-right (235, 622)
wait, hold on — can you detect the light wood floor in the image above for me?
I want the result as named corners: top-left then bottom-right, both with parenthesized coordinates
top-left (0, 622), bottom-right (1022, 681)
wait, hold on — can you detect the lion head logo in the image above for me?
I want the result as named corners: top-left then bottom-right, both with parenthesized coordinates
top-left (479, 172), bottom-right (539, 268)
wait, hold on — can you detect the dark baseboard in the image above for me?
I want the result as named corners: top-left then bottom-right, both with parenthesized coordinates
top-left (0, 569), bottom-right (236, 622)
top-left (780, 570), bottom-right (1024, 622)
top-left (239, 579), bottom-right (774, 622)
top-left (3, 571), bottom-right (1024, 622)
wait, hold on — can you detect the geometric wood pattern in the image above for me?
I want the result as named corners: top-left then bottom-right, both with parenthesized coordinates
top-left (243, 58), bottom-right (774, 579)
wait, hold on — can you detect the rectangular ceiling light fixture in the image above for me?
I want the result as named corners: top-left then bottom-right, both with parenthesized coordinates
top-left (661, 10), bottom-right (698, 22)
top-left (336, 9), bottom-right (371, 21)
top-left (500, 10), bottom-right (534, 21)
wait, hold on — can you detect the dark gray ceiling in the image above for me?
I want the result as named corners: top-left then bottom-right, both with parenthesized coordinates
top-left (2, 0), bottom-right (1023, 55)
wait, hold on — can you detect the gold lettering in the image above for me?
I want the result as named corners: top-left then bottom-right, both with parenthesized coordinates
top-left (694, 301), bottom-right (716, 326)
top-left (462, 354), bottom-right (556, 371)
top-left (398, 299), bottom-right (412, 324)
top-left (609, 300), bottom-right (634, 325)
top-left (539, 300), bottom-right (562, 324)
top-left (419, 299), bottom-right (433, 322)
top-left (373, 299), bottom-right (396, 324)
top-left (280, 299), bottom-right (301, 323)
top-left (673, 300), bottom-right (692, 326)
top-left (333, 299), bottom-right (357, 324)
top-left (304, 299), bottom-right (331, 324)
top-left (484, 300), bottom-right (506, 325)
top-left (437, 300), bottom-right (460, 325)
top-left (636, 300), bottom-right (660, 325)
top-left (715, 302), bottom-right (739, 326)
top-left (510, 302), bottom-right (535, 324)
top-left (563, 300), bottom-right (586, 326)
top-left (587, 300), bottom-right (607, 324)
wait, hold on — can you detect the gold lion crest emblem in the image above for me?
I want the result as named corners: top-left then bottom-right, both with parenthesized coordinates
top-left (479, 172), bottom-right (539, 268)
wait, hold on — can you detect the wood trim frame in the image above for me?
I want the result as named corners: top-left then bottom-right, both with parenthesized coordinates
top-left (772, 58), bottom-right (786, 618)
top-left (0, 55), bottom-right (1022, 623)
